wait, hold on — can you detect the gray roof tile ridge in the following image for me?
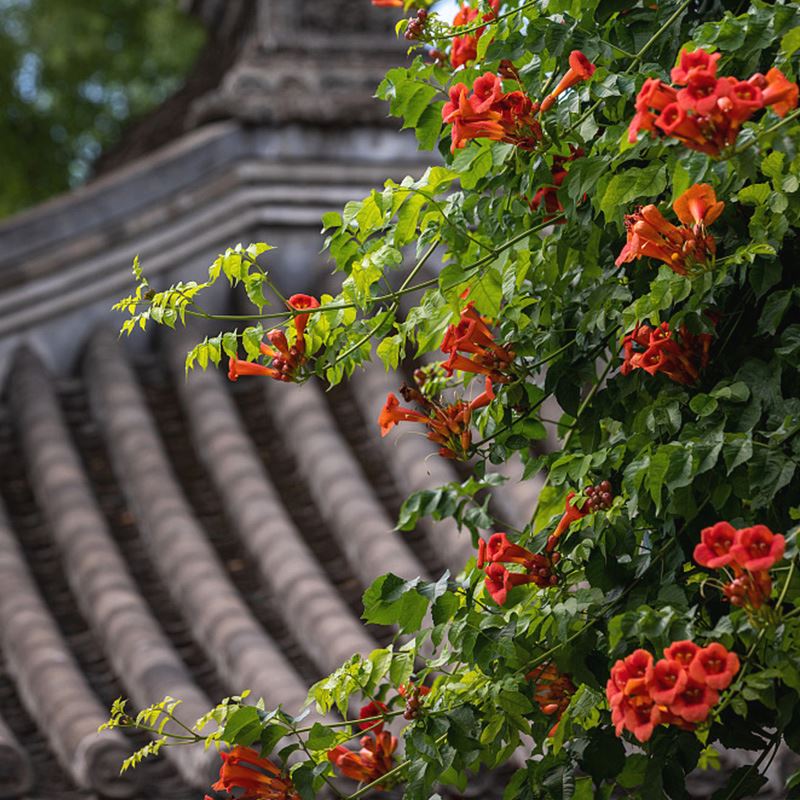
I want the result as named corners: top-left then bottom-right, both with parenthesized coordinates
top-left (0, 498), bottom-right (135, 797)
top-left (0, 707), bottom-right (33, 797)
top-left (263, 374), bottom-right (430, 587)
top-left (7, 348), bottom-right (217, 786)
top-left (166, 328), bottom-right (377, 673)
top-left (349, 363), bottom-right (476, 573)
top-left (84, 328), bottom-right (317, 718)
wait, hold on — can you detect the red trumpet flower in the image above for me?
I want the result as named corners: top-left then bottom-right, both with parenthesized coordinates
top-left (378, 375), bottom-right (497, 460)
top-left (527, 662), bottom-right (575, 735)
top-left (608, 640), bottom-right (737, 741)
top-left (688, 643), bottom-right (740, 691)
top-left (450, 1), bottom-right (501, 69)
top-left (226, 293), bottom-right (320, 383)
top-left (693, 521), bottom-right (785, 611)
top-left (730, 524), bottom-right (786, 572)
top-left (328, 731), bottom-right (398, 787)
top-left (619, 321), bottom-right (713, 385)
top-left (358, 701), bottom-right (390, 733)
top-left (477, 532), bottom-right (557, 605)
top-left (630, 49), bottom-right (798, 155)
top-left (442, 73), bottom-right (541, 152)
top-left (441, 302), bottom-right (514, 381)
top-left (540, 51), bottom-right (596, 113)
top-left (616, 184), bottom-right (721, 275)
top-left (693, 521), bottom-right (737, 569)
top-left (209, 747), bottom-right (300, 800)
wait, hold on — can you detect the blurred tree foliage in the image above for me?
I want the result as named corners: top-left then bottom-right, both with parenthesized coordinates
top-left (0, 0), bottom-right (205, 218)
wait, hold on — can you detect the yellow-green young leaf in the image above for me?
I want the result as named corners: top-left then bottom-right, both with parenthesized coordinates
top-left (245, 274), bottom-right (270, 310)
top-left (208, 255), bottom-right (224, 282)
top-left (781, 25), bottom-right (800, 57)
top-left (242, 326), bottom-right (265, 359)
top-left (206, 335), bottom-right (222, 366)
top-left (222, 331), bottom-right (239, 358)
top-left (394, 192), bottom-right (428, 246)
top-left (245, 242), bottom-right (272, 260)
top-left (761, 151), bottom-right (785, 180)
top-left (321, 211), bottom-right (342, 232)
top-left (737, 183), bottom-right (771, 206)
top-left (132, 255), bottom-right (145, 282)
top-left (222, 252), bottom-right (243, 284)
top-left (376, 335), bottom-right (402, 370)
top-left (356, 192), bottom-right (383, 241)
top-left (197, 343), bottom-right (209, 370)
top-left (469, 266), bottom-right (503, 317)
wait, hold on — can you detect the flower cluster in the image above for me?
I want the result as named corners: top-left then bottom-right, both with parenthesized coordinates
top-left (694, 521), bottom-right (785, 610)
top-left (205, 747), bottom-right (299, 800)
top-left (616, 184), bottom-right (723, 275)
top-left (442, 73), bottom-right (541, 152)
top-left (607, 641), bottom-right (739, 743)
top-left (477, 532), bottom-right (558, 605)
top-left (526, 662), bottom-right (576, 735)
top-left (620, 321), bottom-right (712, 385)
top-left (328, 730), bottom-right (398, 787)
top-left (378, 376), bottom-right (494, 460)
top-left (403, 8), bottom-right (430, 41)
top-left (450, 0), bottom-right (501, 69)
top-left (442, 51), bottom-right (595, 152)
top-left (398, 683), bottom-right (431, 720)
top-left (440, 302), bottom-right (514, 381)
top-left (545, 482), bottom-right (613, 553)
top-left (228, 294), bottom-right (320, 383)
top-left (629, 48), bottom-right (799, 155)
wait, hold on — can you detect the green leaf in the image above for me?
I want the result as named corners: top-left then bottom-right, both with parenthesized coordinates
top-left (723, 434), bottom-right (753, 474)
top-left (306, 723), bottom-right (339, 751)
top-left (415, 103), bottom-right (445, 150)
top-left (222, 331), bottom-right (239, 359)
top-left (320, 211), bottom-right (342, 231)
top-left (781, 25), bottom-right (800, 57)
top-left (599, 164), bottom-right (666, 222)
top-left (362, 574), bottom-right (430, 633)
top-left (376, 335), bottom-right (402, 370)
top-left (737, 183), bottom-right (772, 206)
top-left (469, 267), bottom-right (503, 317)
top-left (689, 394), bottom-right (718, 417)
top-left (758, 289), bottom-right (794, 335)
top-left (221, 706), bottom-right (261, 746)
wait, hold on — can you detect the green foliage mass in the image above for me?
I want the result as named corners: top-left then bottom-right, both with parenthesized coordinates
top-left (111, 0), bottom-right (800, 798)
top-left (0, 0), bottom-right (204, 217)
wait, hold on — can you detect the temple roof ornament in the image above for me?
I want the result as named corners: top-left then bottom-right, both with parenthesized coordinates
top-left (186, 0), bottom-right (406, 127)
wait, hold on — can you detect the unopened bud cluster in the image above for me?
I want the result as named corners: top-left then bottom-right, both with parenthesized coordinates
top-left (404, 8), bottom-right (428, 40)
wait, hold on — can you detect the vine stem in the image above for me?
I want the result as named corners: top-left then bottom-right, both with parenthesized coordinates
top-left (437, 0), bottom-right (538, 39)
top-left (722, 728), bottom-right (783, 800)
top-left (627, 0), bottom-right (692, 71)
top-left (527, 337), bottom-right (621, 532)
top-left (566, 0), bottom-right (692, 135)
top-left (332, 237), bottom-right (440, 365)
top-left (182, 217), bottom-right (559, 326)
top-left (734, 106), bottom-right (800, 155)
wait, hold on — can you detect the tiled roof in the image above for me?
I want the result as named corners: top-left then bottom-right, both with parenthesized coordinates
top-left (0, 326), bottom-right (536, 798)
